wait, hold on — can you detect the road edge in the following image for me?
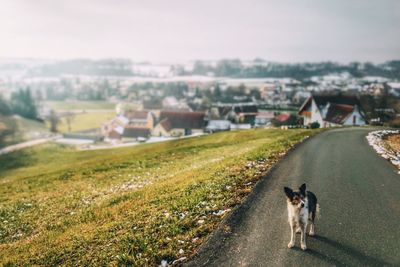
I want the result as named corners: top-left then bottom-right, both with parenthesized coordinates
top-left (185, 129), bottom-right (327, 266)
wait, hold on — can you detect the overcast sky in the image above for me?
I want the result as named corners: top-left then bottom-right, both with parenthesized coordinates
top-left (1, 0), bottom-right (399, 63)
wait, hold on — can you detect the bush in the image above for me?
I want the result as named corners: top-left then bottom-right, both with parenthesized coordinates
top-left (309, 121), bottom-right (320, 129)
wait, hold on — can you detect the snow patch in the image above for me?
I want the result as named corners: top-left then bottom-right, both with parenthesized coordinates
top-left (366, 130), bottom-right (400, 171)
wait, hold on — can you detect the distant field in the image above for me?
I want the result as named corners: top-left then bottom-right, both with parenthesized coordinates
top-left (0, 128), bottom-right (321, 266)
top-left (44, 101), bottom-right (116, 111)
top-left (49, 111), bottom-right (115, 133)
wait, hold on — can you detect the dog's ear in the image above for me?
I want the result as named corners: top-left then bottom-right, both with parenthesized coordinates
top-left (299, 183), bottom-right (306, 196)
top-left (284, 187), bottom-right (294, 200)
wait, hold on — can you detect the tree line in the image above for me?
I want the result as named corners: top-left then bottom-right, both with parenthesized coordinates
top-left (0, 88), bottom-right (39, 147)
top-left (182, 60), bottom-right (400, 80)
top-left (0, 88), bottom-right (38, 119)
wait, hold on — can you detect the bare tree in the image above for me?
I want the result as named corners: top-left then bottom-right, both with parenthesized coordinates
top-left (48, 110), bottom-right (60, 133)
top-left (65, 112), bottom-right (75, 132)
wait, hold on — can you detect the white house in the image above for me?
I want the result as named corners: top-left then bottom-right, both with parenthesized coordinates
top-left (298, 95), bottom-right (366, 127)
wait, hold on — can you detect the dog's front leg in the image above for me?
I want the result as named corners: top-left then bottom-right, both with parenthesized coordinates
top-left (288, 222), bottom-right (296, 248)
top-left (300, 223), bottom-right (307, 250)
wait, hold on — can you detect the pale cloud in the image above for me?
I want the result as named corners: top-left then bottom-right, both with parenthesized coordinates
top-left (0, 0), bottom-right (399, 62)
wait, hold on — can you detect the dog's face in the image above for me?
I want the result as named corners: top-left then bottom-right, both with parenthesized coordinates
top-left (284, 183), bottom-right (306, 209)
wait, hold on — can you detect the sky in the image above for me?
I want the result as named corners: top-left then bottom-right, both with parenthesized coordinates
top-left (0, 0), bottom-right (399, 63)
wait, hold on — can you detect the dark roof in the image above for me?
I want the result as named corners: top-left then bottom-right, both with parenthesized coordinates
top-left (324, 104), bottom-right (354, 124)
top-left (313, 95), bottom-right (360, 107)
top-left (159, 110), bottom-right (205, 129)
top-left (299, 94), bottom-right (362, 115)
top-left (122, 127), bottom-right (151, 138)
top-left (233, 105), bottom-right (258, 114)
top-left (159, 118), bottom-right (173, 132)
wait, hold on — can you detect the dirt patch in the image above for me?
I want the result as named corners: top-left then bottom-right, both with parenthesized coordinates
top-left (385, 134), bottom-right (400, 152)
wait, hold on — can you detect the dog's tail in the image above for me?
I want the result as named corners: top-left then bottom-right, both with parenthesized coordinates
top-left (316, 203), bottom-right (321, 220)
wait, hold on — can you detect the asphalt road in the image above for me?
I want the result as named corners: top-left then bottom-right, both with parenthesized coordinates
top-left (188, 128), bottom-right (400, 267)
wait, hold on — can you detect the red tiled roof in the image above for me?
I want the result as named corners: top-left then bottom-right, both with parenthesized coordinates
top-left (159, 118), bottom-right (172, 132)
top-left (324, 104), bottom-right (354, 124)
top-left (275, 113), bottom-right (291, 122)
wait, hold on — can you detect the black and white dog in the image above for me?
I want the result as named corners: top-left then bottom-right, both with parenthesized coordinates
top-left (284, 183), bottom-right (319, 250)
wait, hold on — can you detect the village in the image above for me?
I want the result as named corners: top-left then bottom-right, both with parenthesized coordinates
top-left (1, 59), bottom-right (400, 150)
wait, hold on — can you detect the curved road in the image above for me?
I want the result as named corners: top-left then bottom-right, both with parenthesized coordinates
top-left (188, 128), bottom-right (400, 267)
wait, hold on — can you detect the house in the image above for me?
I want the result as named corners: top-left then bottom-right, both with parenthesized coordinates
top-left (260, 83), bottom-right (277, 101)
top-left (101, 110), bottom-right (154, 140)
top-left (233, 105), bottom-right (258, 125)
top-left (209, 103), bottom-right (258, 125)
top-left (124, 110), bottom-right (154, 129)
top-left (101, 115), bottom-right (127, 139)
top-left (153, 110), bottom-right (205, 137)
top-left (205, 120), bottom-right (231, 133)
top-left (255, 111), bottom-right (275, 126)
top-left (152, 117), bottom-right (173, 137)
top-left (122, 126), bottom-right (151, 139)
top-left (298, 94), bottom-right (366, 127)
top-left (388, 82), bottom-right (400, 97)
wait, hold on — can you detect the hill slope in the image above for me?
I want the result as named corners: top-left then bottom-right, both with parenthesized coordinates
top-left (0, 115), bottom-right (50, 148)
top-left (0, 128), bottom-right (320, 266)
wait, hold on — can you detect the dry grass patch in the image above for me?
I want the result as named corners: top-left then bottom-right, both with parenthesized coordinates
top-left (385, 134), bottom-right (400, 152)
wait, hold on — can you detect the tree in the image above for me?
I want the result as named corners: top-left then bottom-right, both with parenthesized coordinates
top-left (215, 59), bottom-right (242, 77)
top-left (249, 89), bottom-right (261, 100)
top-left (10, 88), bottom-right (38, 119)
top-left (212, 84), bottom-right (222, 101)
top-left (65, 112), bottom-right (75, 132)
top-left (48, 110), bottom-right (60, 133)
top-left (0, 95), bottom-right (11, 115)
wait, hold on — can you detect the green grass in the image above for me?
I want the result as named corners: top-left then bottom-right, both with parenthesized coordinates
top-left (49, 111), bottom-right (115, 133)
top-left (0, 128), bottom-right (321, 266)
top-left (44, 101), bottom-right (116, 111)
top-left (0, 115), bottom-right (50, 148)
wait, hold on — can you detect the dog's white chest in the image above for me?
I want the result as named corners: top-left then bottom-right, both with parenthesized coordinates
top-left (287, 204), bottom-right (309, 226)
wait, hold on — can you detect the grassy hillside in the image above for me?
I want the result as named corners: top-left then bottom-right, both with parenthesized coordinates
top-left (0, 128), bottom-right (320, 266)
top-left (0, 115), bottom-right (50, 148)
